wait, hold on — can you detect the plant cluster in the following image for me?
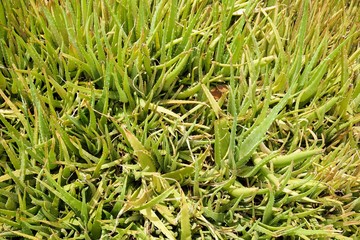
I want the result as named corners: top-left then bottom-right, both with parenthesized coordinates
top-left (0, 0), bottom-right (359, 239)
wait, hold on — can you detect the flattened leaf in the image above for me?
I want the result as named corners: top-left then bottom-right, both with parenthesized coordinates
top-left (140, 208), bottom-right (176, 240)
top-left (202, 84), bottom-right (221, 118)
top-left (180, 191), bottom-right (191, 240)
top-left (121, 125), bottom-right (157, 172)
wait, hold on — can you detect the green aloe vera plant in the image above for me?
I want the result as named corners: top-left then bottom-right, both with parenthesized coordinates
top-left (0, 0), bottom-right (359, 239)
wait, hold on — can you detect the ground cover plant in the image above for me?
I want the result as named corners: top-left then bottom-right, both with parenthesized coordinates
top-left (0, 0), bottom-right (359, 239)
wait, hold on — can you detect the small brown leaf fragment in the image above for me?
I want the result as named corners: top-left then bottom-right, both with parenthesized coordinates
top-left (210, 85), bottom-right (228, 100)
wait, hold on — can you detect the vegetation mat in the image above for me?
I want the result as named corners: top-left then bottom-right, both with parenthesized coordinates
top-left (0, 0), bottom-right (359, 239)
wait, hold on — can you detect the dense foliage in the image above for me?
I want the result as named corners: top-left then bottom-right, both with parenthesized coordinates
top-left (0, 0), bottom-right (359, 239)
